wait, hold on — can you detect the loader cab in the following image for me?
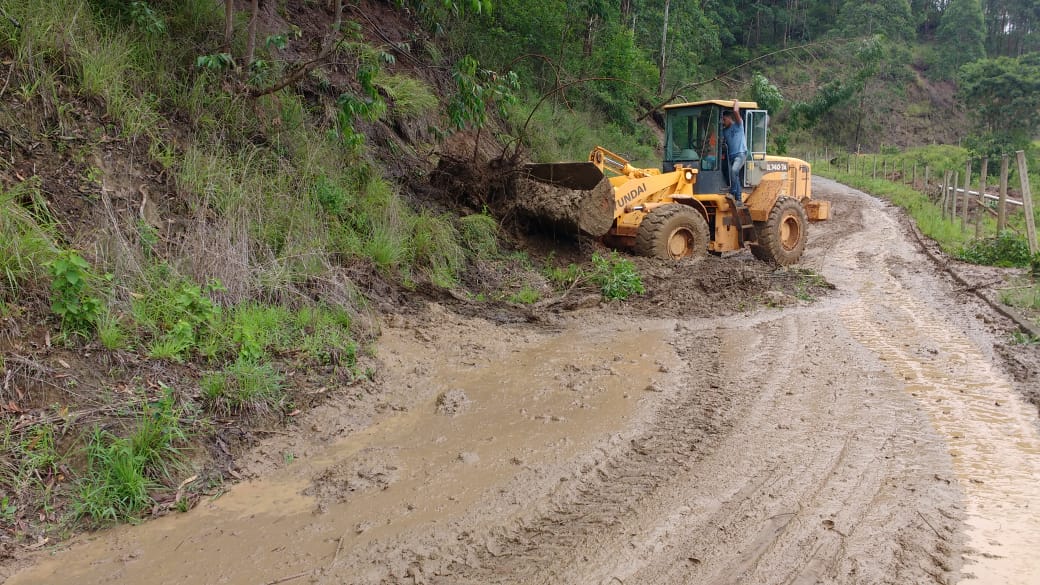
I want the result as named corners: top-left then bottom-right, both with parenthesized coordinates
top-left (663, 100), bottom-right (766, 194)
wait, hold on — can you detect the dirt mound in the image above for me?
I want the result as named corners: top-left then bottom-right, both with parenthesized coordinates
top-left (626, 254), bottom-right (832, 317)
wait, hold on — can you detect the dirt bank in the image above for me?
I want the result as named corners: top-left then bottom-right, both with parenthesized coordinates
top-left (5, 178), bottom-right (1039, 584)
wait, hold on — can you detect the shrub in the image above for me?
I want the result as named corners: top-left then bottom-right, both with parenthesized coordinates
top-left (956, 231), bottom-right (1034, 267)
top-left (47, 250), bottom-right (104, 337)
top-left (589, 252), bottom-right (644, 300)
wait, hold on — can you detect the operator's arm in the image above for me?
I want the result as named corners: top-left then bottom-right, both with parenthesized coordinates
top-left (733, 98), bottom-right (742, 125)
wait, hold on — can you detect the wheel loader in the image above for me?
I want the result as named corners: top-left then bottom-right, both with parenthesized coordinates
top-left (525, 100), bottom-right (830, 264)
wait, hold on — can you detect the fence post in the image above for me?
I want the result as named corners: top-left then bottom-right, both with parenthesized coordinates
top-left (846, 151), bottom-right (851, 174)
top-left (976, 157), bottom-right (988, 239)
top-left (1016, 150), bottom-right (1037, 255)
top-left (913, 163), bottom-right (918, 188)
top-left (962, 159), bottom-right (972, 230)
top-left (998, 154), bottom-right (1009, 232)
top-left (873, 155), bottom-right (877, 179)
top-left (925, 164), bottom-right (930, 188)
top-left (883, 158), bottom-right (888, 180)
top-left (952, 171), bottom-right (959, 219)
top-left (941, 170), bottom-right (950, 217)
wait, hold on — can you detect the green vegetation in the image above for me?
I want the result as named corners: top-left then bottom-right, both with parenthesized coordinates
top-left (200, 359), bottom-right (285, 416)
top-left (814, 145), bottom-right (1039, 267)
top-left (590, 252), bottom-right (645, 301)
top-left (542, 252), bottom-right (645, 301)
top-left (0, 179), bottom-right (58, 300)
top-left (74, 390), bottom-right (189, 524)
top-left (957, 232), bottom-right (1036, 268)
top-left (48, 251), bottom-right (105, 338)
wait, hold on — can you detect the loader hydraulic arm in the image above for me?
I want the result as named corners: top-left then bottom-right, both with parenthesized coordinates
top-left (589, 146), bottom-right (658, 179)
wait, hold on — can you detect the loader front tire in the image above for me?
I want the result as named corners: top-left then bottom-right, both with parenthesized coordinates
top-left (750, 197), bottom-right (808, 265)
top-left (635, 204), bottom-right (709, 260)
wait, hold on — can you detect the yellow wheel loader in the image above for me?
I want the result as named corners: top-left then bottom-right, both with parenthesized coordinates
top-left (525, 100), bottom-right (830, 264)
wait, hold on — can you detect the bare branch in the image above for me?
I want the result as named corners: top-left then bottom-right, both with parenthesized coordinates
top-left (636, 39), bottom-right (842, 122)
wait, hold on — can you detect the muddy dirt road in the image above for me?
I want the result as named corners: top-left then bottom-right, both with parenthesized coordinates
top-left (6, 178), bottom-right (1040, 585)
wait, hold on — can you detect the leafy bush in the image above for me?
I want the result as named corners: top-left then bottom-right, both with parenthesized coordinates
top-left (134, 268), bottom-right (223, 360)
top-left (589, 252), bottom-right (644, 300)
top-left (47, 250), bottom-right (104, 337)
top-left (956, 231), bottom-right (1035, 267)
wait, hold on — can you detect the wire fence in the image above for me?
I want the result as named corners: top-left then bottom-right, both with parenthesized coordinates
top-left (800, 148), bottom-right (1037, 255)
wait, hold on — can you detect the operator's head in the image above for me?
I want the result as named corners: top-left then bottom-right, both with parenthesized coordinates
top-left (721, 110), bottom-right (734, 127)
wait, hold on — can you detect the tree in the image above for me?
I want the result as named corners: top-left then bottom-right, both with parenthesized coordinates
top-left (957, 53), bottom-right (1040, 155)
top-left (935, 0), bottom-right (985, 79)
top-left (837, 0), bottom-right (914, 41)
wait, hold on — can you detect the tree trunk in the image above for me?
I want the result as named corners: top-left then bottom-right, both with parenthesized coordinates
top-left (658, 0), bottom-right (670, 97)
top-left (224, 0), bottom-right (235, 52)
top-left (620, 0), bottom-right (633, 27)
top-left (245, 0), bottom-right (260, 68)
top-left (583, 14), bottom-right (598, 57)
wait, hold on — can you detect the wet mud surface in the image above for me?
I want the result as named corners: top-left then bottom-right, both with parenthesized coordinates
top-left (5, 178), bottom-right (1040, 584)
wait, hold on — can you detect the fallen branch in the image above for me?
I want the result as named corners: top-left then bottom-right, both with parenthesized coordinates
top-left (264, 571), bottom-right (310, 585)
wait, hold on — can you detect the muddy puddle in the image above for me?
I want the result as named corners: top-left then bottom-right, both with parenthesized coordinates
top-left (7, 320), bottom-right (678, 585)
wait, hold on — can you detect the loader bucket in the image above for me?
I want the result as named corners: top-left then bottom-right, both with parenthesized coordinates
top-left (524, 162), bottom-right (606, 191)
top-left (516, 162), bottom-right (616, 237)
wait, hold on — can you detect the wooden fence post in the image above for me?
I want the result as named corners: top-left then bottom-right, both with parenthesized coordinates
top-left (952, 171), bottom-right (959, 219)
top-left (883, 158), bottom-right (888, 180)
top-left (962, 159), bottom-right (972, 230)
top-left (925, 164), bottom-right (930, 188)
top-left (873, 155), bottom-right (877, 179)
top-left (998, 154), bottom-right (1009, 232)
top-left (846, 152), bottom-right (851, 174)
top-left (913, 163), bottom-right (918, 188)
top-left (976, 157), bottom-right (988, 239)
top-left (941, 170), bottom-right (950, 217)
top-left (1016, 150), bottom-right (1037, 255)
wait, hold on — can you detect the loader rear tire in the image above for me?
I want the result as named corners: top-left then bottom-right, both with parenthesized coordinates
top-left (634, 204), bottom-right (709, 260)
top-left (750, 197), bottom-right (808, 265)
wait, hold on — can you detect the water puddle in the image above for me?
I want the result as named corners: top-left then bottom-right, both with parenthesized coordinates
top-left (8, 321), bottom-right (675, 584)
top-left (842, 281), bottom-right (1040, 583)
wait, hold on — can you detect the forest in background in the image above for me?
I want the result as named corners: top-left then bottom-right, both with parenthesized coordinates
top-left (430, 0), bottom-right (1039, 158)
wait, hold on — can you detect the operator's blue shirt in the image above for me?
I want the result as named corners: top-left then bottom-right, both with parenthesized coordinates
top-left (723, 120), bottom-right (747, 157)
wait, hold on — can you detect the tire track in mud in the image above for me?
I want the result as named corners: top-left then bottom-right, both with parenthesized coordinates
top-left (834, 205), bottom-right (1040, 582)
top-left (431, 184), bottom-right (968, 585)
top-left (430, 327), bottom-right (739, 584)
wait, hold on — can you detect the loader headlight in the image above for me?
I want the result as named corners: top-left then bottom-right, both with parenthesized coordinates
top-left (683, 170), bottom-right (694, 182)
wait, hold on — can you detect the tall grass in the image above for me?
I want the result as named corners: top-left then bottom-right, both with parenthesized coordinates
top-left (0, 180), bottom-right (59, 299)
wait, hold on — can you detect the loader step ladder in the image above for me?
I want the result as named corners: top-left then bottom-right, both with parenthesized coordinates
top-left (725, 197), bottom-right (756, 247)
top-left (736, 205), bottom-right (755, 246)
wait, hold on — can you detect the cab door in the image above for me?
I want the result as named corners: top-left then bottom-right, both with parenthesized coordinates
top-left (743, 109), bottom-right (769, 187)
